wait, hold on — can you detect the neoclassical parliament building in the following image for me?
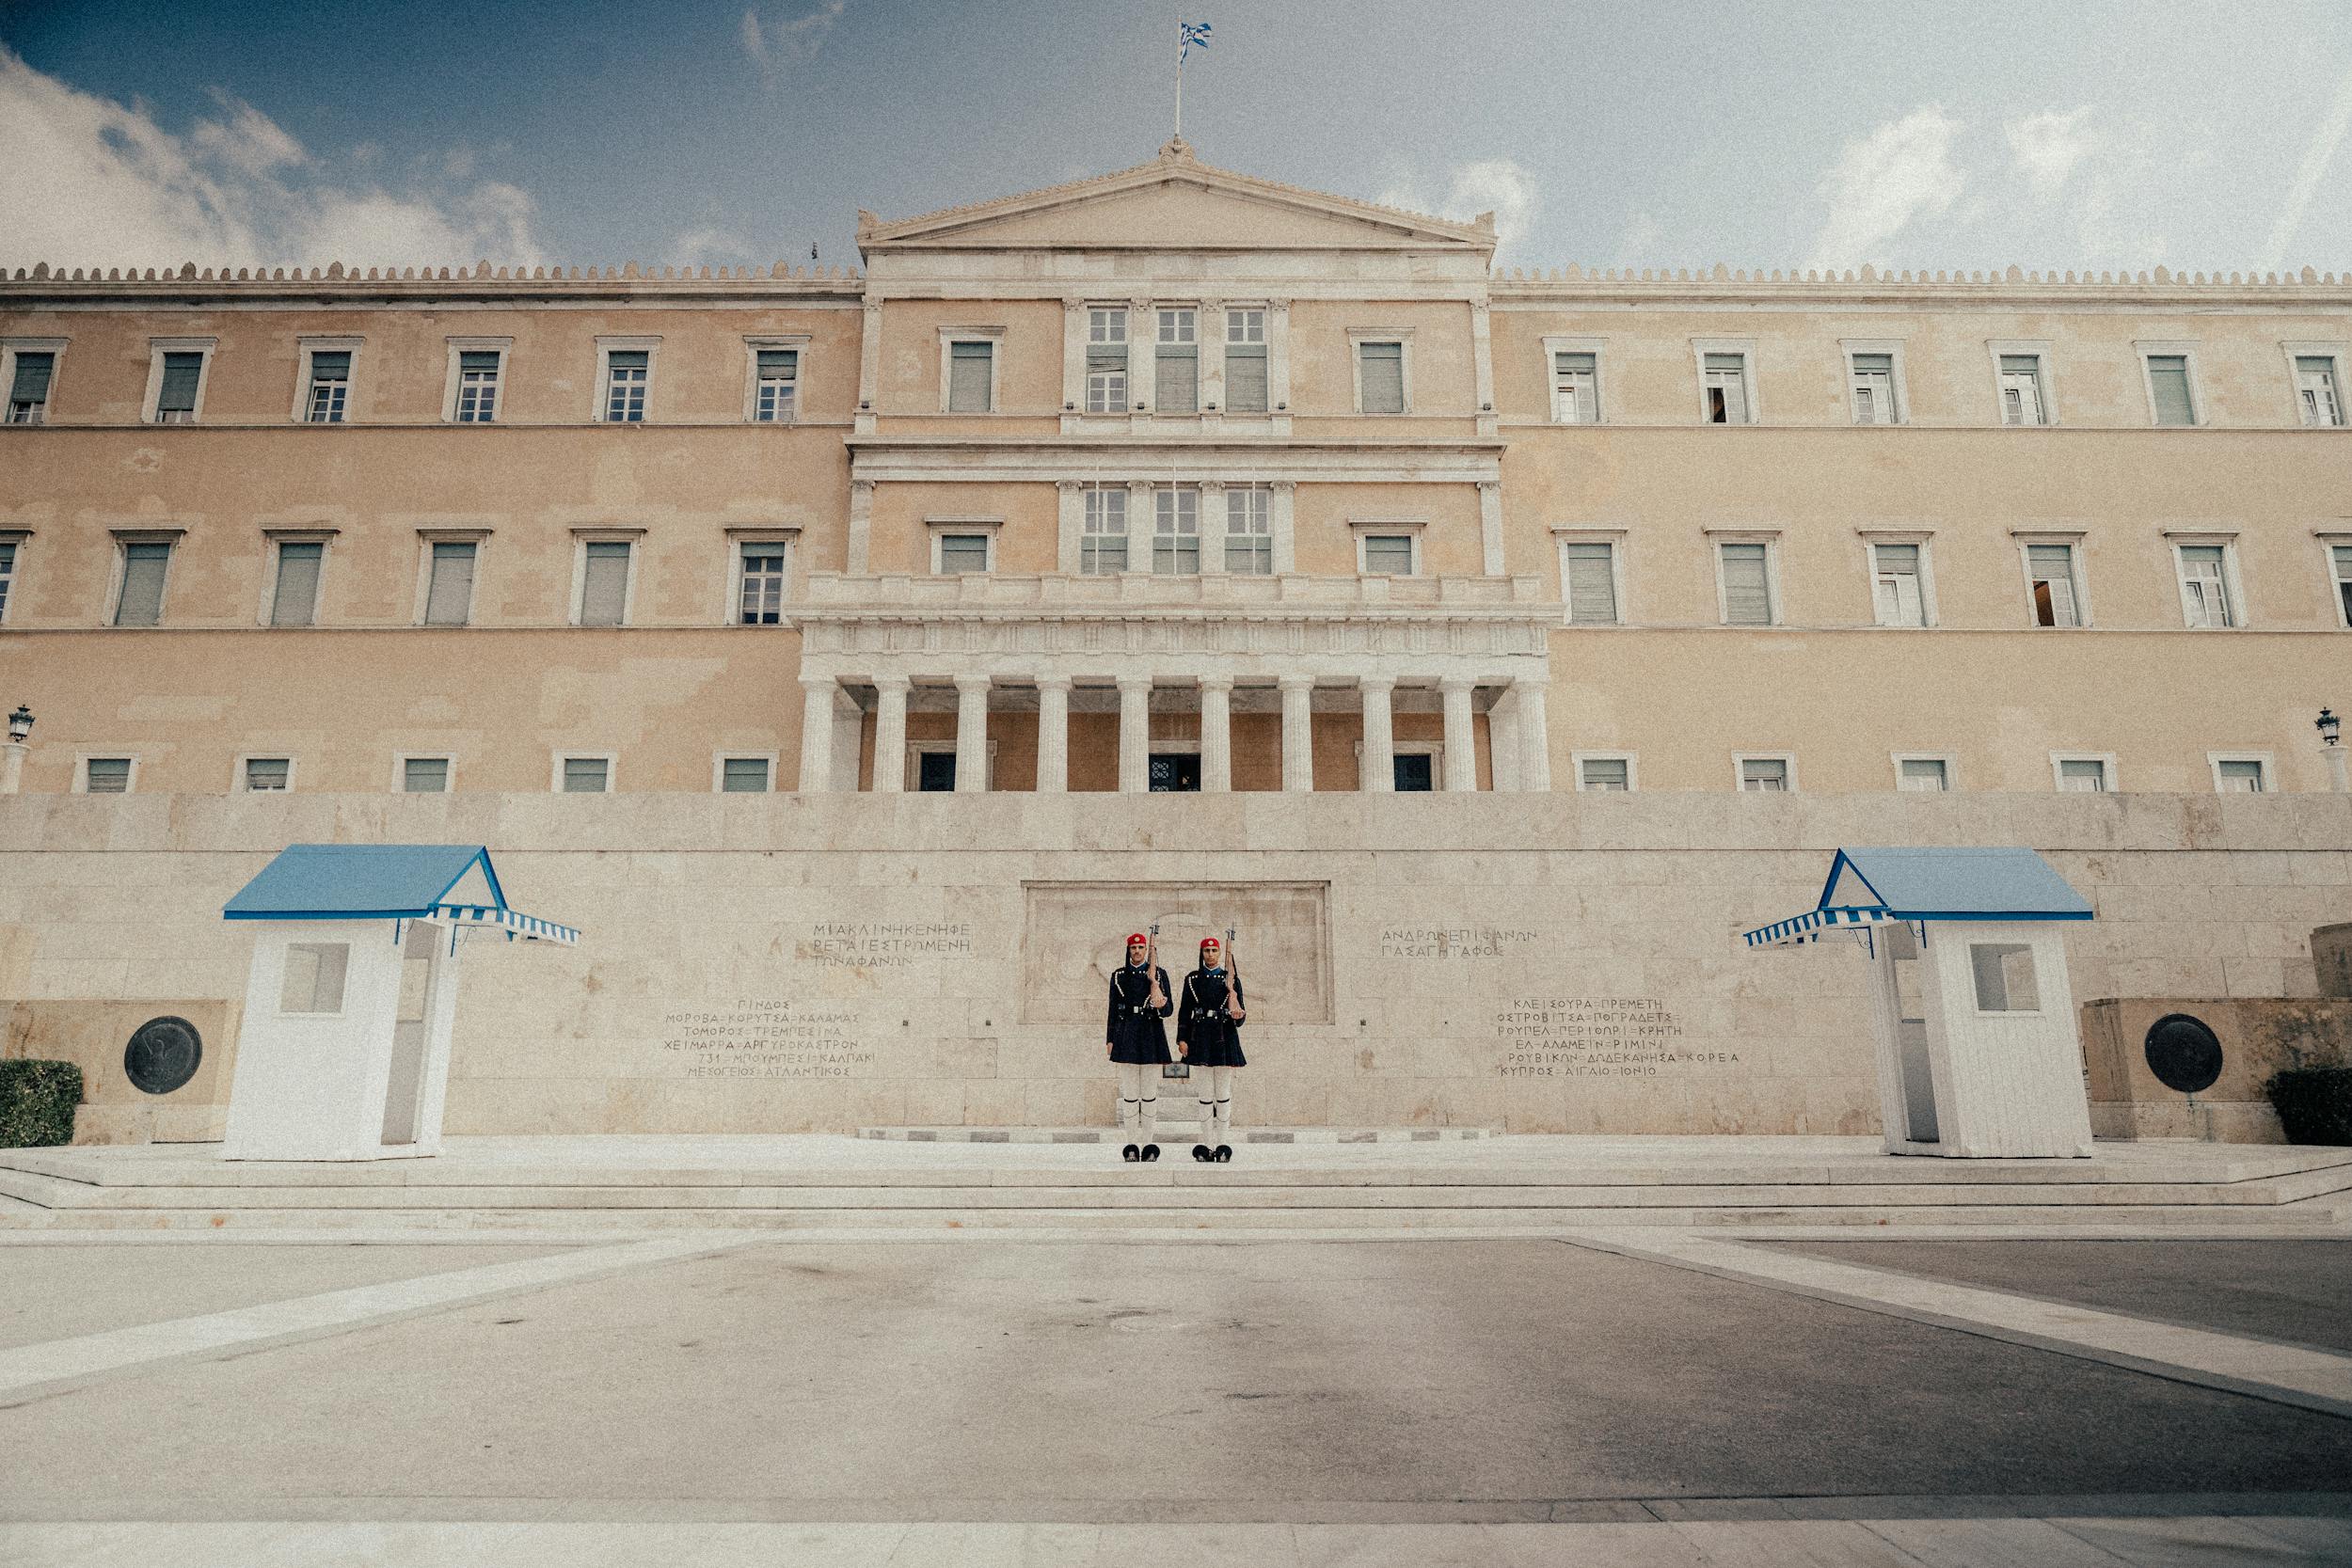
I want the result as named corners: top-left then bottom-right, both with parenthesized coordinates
top-left (3, 142), bottom-right (2350, 1142)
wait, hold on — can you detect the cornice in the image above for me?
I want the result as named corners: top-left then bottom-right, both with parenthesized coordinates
top-left (1491, 261), bottom-right (2352, 309)
top-left (0, 259), bottom-right (863, 306)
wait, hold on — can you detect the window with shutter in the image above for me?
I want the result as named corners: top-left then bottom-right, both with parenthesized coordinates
top-left (1563, 542), bottom-right (1618, 625)
top-left (1224, 309), bottom-right (1266, 412)
top-left (7, 351), bottom-right (55, 424)
top-left (154, 352), bottom-right (203, 423)
top-left (1358, 341), bottom-right (1405, 414)
top-left (2217, 759), bottom-right (2265, 793)
top-left (83, 758), bottom-right (133, 794)
top-left (1719, 543), bottom-right (1772, 625)
top-left (1552, 352), bottom-right (1597, 423)
top-left (304, 351), bottom-right (350, 423)
top-left (1361, 534), bottom-right (1414, 575)
top-left (2057, 758), bottom-right (2107, 792)
top-left (720, 756), bottom-right (771, 793)
top-left (602, 350), bottom-right (648, 422)
top-left (1086, 309), bottom-right (1128, 414)
top-left (270, 542), bottom-right (324, 627)
top-left (939, 533), bottom-right (991, 574)
top-left (1998, 355), bottom-right (2046, 426)
top-left (455, 350), bottom-right (501, 422)
top-left (1155, 309), bottom-right (1198, 413)
top-left (1740, 757), bottom-right (1789, 792)
top-left (1081, 486), bottom-right (1128, 574)
top-left (560, 757), bottom-right (611, 793)
top-left (1224, 487), bottom-right (1271, 574)
top-left (1703, 353), bottom-right (1749, 423)
top-left (2335, 545), bottom-right (2352, 626)
top-left (2026, 544), bottom-right (2079, 627)
top-left (1850, 352), bottom-right (1897, 423)
top-left (1580, 757), bottom-right (1630, 791)
top-left (578, 542), bottom-right (632, 626)
top-left (0, 541), bottom-right (15, 623)
top-left (2177, 545), bottom-right (2233, 628)
top-left (755, 349), bottom-right (798, 422)
top-left (424, 542), bottom-right (477, 626)
top-left (2146, 355), bottom-right (2196, 425)
top-left (402, 756), bottom-right (451, 793)
top-left (115, 542), bottom-right (171, 626)
top-left (243, 757), bottom-right (292, 792)
top-left (1871, 543), bottom-right (1924, 626)
top-left (2296, 356), bottom-right (2344, 427)
top-left (947, 341), bottom-right (993, 412)
top-left (1898, 758), bottom-right (1948, 792)
top-left (1152, 488), bottom-right (1200, 575)
top-left (738, 546), bottom-right (788, 625)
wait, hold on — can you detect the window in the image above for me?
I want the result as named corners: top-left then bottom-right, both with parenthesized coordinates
top-left (577, 540), bottom-right (633, 626)
top-left (114, 540), bottom-right (172, 626)
top-left (602, 350), bottom-right (649, 422)
top-left (1849, 352), bottom-right (1899, 424)
top-left (2334, 544), bottom-right (2352, 626)
top-left (152, 351), bottom-right (204, 423)
top-left (1361, 533), bottom-right (1415, 576)
top-left (1155, 309), bottom-right (1198, 414)
top-left (1224, 309), bottom-right (1266, 413)
top-left (2025, 543), bottom-right (2082, 627)
top-left (269, 541), bottom-right (324, 627)
top-left (422, 541), bottom-right (477, 626)
top-left (303, 351), bottom-right (351, 423)
top-left (1081, 485), bottom-right (1129, 574)
top-left (916, 751), bottom-right (958, 792)
top-left (1702, 352), bottom-right (1751, 424)
top-left (1550, 350), bottom-right (1599, 423)
top-left (558, 755), bottom-right (612, 794)
top-left (1563, 542), bottom-right (1619, 625)
top-left (2144, 352), bottom-right (2198, 426)
top-left (279, 943), bottom-right (350, 1015)
top-left (0, 540), bottom-right (16, 623)
top-left (401, 756), bottom-right (451, 793)
top-left (1969, 943), bottom-right (2042, 1013)
top-left (939, 532), bottom-right (992, 574)
top-left (1897, 757), bottom-right (1949, 792)
top-left (1086, 309), bottom-right (1128, 414)
top-left (454, 349), bottom-right (502, 422)
top-left (2175, 543), bottom-right (2236, 628)
top-left (719, 755), bottom-right (772, 793)
top-left (242, 757), bottom-right (292, 792)
top-left (947, 340), bottom-right (994, 413)
top-left (1224, 487), bottom-right (1272, 574)
top-left (1739, 756), bottom-right (1791, 792)
top-left (1578, 755), bottom-right (1632, 791)
top-left (1718, 541), bottom-right (1774, 626)
top-left (1357, 341), bottom-right (1405, 415)
top-left (738, 543), bottom-right (788, 625)
top-left (1871, 543), bottom-right (1926, 627)
top-left (7, 351), bottom-right (55, 424)
top-left (2297, 356), bottom-right (2344, 427)
top-left (1152, 488), bottom-right (1199, 575)
top-left (1997, 354), bottom-right (2048, 426)
top-left (80, 757), bottom-right (134, 794)
top-left (754, 349), bottom-right (798, 423)
top-left (1392, 752), bottom-right (1435, 792)
top-left (2214, 757), bottom-right (2267, 793)
top-left (2056, 757), bottom-right (2111, 793)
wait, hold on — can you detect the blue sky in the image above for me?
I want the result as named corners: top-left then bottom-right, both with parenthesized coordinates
top-left (3, 0), bottom-right (2348, 276)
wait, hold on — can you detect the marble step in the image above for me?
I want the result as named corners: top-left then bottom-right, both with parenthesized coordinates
top-left (861, 1125), bottom-right (1492, 1143)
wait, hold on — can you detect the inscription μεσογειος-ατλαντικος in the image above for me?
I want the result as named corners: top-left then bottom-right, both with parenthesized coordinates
top-left (660, 1000), bottom-right (877, 1079)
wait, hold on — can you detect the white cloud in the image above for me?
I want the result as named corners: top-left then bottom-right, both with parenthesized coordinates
top-left (0, 47), bottom-right (547, 269)
top-left (1807, 105), bottom-right (1964, 269)
top-left (2263, 62), bottom-right (2352, 272)
top-left (2005, 107), bottom-right (2097, 202)
top-left (743, 0), bottom-right (848, 82)
top-left (674, 225), bottom-right (755, 264)
top-left (1375, 156), bottom-right (1540, 256)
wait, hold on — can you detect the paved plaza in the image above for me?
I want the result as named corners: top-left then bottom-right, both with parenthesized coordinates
top-left (1, 1137), bottom-right (2349, 1565)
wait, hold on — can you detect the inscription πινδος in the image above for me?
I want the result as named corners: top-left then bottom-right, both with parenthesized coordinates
top-left (1493, 998), bottom-right (1733, 1079)
top-left (660, 1000), bottom-right (877, 1079)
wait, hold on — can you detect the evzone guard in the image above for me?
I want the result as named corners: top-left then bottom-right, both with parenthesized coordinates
top-left (1176, 930), bottom-right (1246, 1162)
top-left (1105, 928), bottom-right (1175, 1163)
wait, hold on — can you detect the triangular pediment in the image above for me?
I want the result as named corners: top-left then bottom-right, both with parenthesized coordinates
top-left (859, 142), bottom-right (1492, 255)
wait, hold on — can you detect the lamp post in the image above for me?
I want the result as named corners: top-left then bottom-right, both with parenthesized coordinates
top-left (2321, 707), bottom-right (2348, 795)
top-left (1, 705), bottom-right (31, 795)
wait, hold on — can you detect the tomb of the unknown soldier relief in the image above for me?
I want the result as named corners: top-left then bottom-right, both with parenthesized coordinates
top-left (3, 140), bottom-right (2351, 1151)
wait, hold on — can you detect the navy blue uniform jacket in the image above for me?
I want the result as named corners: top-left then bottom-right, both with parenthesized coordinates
top-left (1106, 964), bottom-right (1175, 1065)
top-left (1176, 969), bottom-right (1248, 1068)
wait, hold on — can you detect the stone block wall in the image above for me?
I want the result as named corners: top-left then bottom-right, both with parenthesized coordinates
top-left (0, 791), bottom-right (2345, 1140)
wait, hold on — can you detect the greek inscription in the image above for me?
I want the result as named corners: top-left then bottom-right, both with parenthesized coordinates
top-left (796, 920), bottom-right (974, 969)
top-left (1494, 997), bottom-right (1728, 1079)
top-left (1378, 926), bottom-right (1538, 960)
top-left (659, 999), bottom-right (877, 1079)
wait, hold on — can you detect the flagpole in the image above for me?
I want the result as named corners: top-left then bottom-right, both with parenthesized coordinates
top-left (1173, 12), bottom-right (1184, 142)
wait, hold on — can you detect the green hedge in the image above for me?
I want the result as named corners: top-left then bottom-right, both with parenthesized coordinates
top-left (2266, 1067), bottom-right (2352, 1147)
top-left (0, 1060), bottom-right (83, 1148)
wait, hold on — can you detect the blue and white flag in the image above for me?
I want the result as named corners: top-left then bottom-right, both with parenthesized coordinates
top-left (1180, 20), bottom-right (1212, 62)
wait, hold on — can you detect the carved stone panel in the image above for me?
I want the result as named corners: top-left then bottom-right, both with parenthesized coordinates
top-left (1020, 880), bottom-right (1331, 1026)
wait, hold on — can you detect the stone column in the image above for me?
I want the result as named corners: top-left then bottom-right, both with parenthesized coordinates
top-left (847, 479), bottom-right (875, 575)
top-left (1359, 675), bottom-right (1396, 793)
top-left (871, 676), bottom-right (910, 794)
top-left (0, 742), bottom-right (24, 796)
top-left (2328, 744), bottom-right (2351, 794)
top-left (1200, 676), bottom-right (1233, 792)
top-left (1130, 298), bottom-right (1153, 415)
top-left (797, 675), bottom-right (835, 793)
top-left (953, 673), bottom-right (990, 793)
top-left (1439, 676), bottom-right (1477, 792)
top-left (1517, 678), bottom-right (1552, 791)
top-left (1118, 675), bottom-right (1152, 793)
top-left (1279, 675), bottom-right (1314, 792)
top-left (1036, 677), bottom-right (1071, 793)
top-left (854, 300), bottom-right (882, 435)
top-left (1477, 480), bottom-right (1504, 577)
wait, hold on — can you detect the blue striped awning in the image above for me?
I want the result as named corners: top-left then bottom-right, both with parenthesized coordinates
top-left (1744, 847), bottom-right (2092, 949)
top-left (224, 845), bottom-right (579, 945)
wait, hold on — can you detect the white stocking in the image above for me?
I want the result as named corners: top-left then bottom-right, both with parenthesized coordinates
top-left (1118, 1061), bottom-right (1150, 1141)
top-left (1208, 1065), bottom-right (1235, 1142)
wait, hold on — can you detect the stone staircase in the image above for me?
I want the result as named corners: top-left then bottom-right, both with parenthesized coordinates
top-left (1, 1136), bottom-right (2348, 1235)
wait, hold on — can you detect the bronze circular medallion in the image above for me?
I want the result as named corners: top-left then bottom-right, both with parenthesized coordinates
top-left (2143, 1013), bottom-right (2223, 1095)
top-left (124, 1016), bottom-right (202, 1096)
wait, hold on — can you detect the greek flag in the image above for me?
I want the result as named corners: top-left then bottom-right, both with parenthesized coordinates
top-left (1180, 20), bottom-right (1211, 61)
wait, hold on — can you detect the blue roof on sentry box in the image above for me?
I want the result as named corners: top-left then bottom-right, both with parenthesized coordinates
top-left (222, 844), bottom-right (503, 920)
top-left (1820, 847), bottom-right (2092, 920)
